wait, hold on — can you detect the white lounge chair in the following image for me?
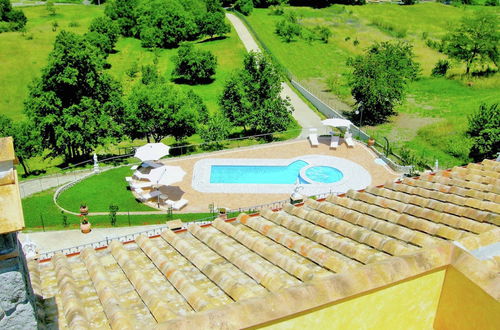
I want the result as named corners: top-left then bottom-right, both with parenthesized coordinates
top-left (130, 181), bottom-right (153, 190)
top-left (133, 170), bottom-right (149, 180)
top-left (308, 128), bottom-right (319, 147)
top-left (130, 165), bottom-right (139, 170)
top-left (138, 190), bottom-right (161, 202)
top-left (330, 135), bottom-right (340, 149)
top-left (164, 199), bottom-right (188, 210)
top-left (344, 131), bottom-right (355, 148)
top-left (125, 176), bottom-right (133, 183)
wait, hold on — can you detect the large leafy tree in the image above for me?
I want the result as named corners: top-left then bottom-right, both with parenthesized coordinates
top-left (172, 44), bottom-right (217, 83)
top-left (0, 0), bottom-right (26, 32)
top-left (24, 31), bottom-right (124, 161)
top-left (137, 0), bottom-right (198, 48)
top-left (466, 103), bottom-right (499, 162)
top-left (104, 0), bottom-right (139, 37)
top-left (125, 83), bottom-right (206, 142)
top-left (200, 0), bottom-right (230, 39)
top-left (85, 16), bottom-right (120, 55)
top-left (0, 115), bottom-right (41, 175)
top-left (444, 12), bottom-right (499, 75)
top-left (220, 51), bottom-right (293, 135)
top-left (347, 41), bottom-right (420, 125)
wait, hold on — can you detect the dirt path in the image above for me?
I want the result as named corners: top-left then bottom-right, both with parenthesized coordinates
top-left (226, 13), bottom-right (323, 138)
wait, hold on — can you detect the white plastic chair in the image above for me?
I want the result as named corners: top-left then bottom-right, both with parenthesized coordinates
top-left (344, 131), bottom-right (355, 148)
top-left (308, 128), bottom-right (319, 147)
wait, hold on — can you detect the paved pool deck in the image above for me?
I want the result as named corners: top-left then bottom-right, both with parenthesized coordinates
top-left (142, 138), bottom-right (400, 213)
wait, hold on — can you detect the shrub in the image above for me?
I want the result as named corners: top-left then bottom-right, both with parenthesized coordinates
top-left (269, 5), bottom-right (285, 15)
top-left (485, 0), bottom-right (498, 6)
top-left (402, 0), bottom-right (417, 4)
top-left (126, 61), bottom-right (139, 78)
top-left (275, 16), bottom-right (301, 42)
top-left (431, 59), bottom-right (450, 77)
top-left (235, 0), bottom-right (254, 15)
top-left (315, 25), bottom-right (331, 43)
top-left (466, 103), bottom-right (500, 162)
top-left (68, 21), bottom-right (80, 27)
top-left (172, 44), bottom-right (217, 83)
top-left (352, 38), bottom-right (359, 46)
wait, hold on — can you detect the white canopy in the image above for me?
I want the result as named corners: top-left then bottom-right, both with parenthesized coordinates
top-left (146, 165), bottom-right (186, 186)
top-left (322, 118), bottom-right (353, 128)
top-left (134, 143), bottom-right (170, 162)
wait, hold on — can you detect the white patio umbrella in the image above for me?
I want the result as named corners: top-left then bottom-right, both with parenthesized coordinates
top-left (321, 118), bottom-right (353, 129)
top-left (134, 143), bottom-right (170, 162)
top-left (146, 165), bottom-right (186, 186)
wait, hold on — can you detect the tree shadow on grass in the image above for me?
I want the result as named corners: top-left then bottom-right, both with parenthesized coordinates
top-left (171, 77), bottom-right (215, 85)
top-left (197, 36), bottom-right (228, 44)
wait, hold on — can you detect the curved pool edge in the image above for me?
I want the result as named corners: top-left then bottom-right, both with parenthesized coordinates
top-left (191, 155), bottom-right (372, 195)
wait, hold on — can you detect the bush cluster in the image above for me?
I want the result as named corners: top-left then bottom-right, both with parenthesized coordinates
top-left (0, 0), bottom-right (27, 32)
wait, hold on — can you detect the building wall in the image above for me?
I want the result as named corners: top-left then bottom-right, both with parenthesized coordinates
top-left (434, 266), bottom-right (500, 330)
top-left (257, 269), bottom-right (446, 330)
top-left (0, 232), bottom-right (38, 330)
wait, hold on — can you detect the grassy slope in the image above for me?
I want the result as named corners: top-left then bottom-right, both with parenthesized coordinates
top-left (246, 3), bottom-right (499, 167)
top-left (0, 5), bottom-right (247, 119)
top-left (57, 166), bottom-right (156, 212)
top-left (22, 187), bottom-right (214, 231)
top-left (0, 5), bottom-right (104, 120)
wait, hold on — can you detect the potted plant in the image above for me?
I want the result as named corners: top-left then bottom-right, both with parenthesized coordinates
top-left (80, 217), bottom-right (91, 234)
top-left (80, 203), bottom-right (89, 215)
top-left (367, 137), bottom-right (375, 147)
top-left (218, 207), bottom-right (227, 220)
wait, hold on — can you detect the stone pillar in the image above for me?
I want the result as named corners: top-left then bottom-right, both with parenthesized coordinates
top-left (0, 232), bottom-right (38, 329)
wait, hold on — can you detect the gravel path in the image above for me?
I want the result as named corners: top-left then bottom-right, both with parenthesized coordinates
top-left (226, 13), bottom-right (323, 138)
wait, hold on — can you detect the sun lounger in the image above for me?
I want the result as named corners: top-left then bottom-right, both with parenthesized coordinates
top-left (330, 135), bottom-right (340, 149)
top-left (138, 190), bottom-right (161, 202)
top-left (125, 176), bottom-right (133, 183)
top-left (344, 131), bottom-right (355, 148)
top-left (308, 128), bottom-right (319, 147)
top-left (133, 170), bottom-right (149, 180)
top-left (130, 181), bottom-right (153, 190)
top-left (130, 165), bottom-right (139, 170)
top-left (164, 199), bottom-right (188, 210)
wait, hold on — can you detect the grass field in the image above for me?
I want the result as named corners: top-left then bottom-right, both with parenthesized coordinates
top-left (22, 187), bottom-right (215, 231)
top-left (0, 5), bottom-right (247, 119)
top-left (245, 3), bottom-right (500, 167)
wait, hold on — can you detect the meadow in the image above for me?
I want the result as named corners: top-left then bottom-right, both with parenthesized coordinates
top-left (245, 3), bottom-right (499, 167)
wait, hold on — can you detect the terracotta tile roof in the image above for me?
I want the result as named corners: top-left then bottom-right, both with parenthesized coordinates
top-left (28, 159), bottom-right (500, 329)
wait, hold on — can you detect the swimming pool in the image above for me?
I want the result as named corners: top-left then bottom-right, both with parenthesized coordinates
top-left (210, 160), bottom-right (345, 184)
top-left (192, 155), bottom-right (372, 195)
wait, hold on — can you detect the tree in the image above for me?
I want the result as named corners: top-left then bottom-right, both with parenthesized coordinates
top-left (172, 44), bottom-right (217, 83)
top-left (219, 52), bottom-right (293, 135)
top-left (0, 0), bottom-right (26, 31)
top-left (315, 25), bottom-right (331, 43)
top-left (431, 59), bottom-right (450, 77)
top-left (347, 41), bottom-right (420, 125)
top-left (141, 64), bottom-right (161, 85)
top-left (104, 0), bottom-right (139, 37)
top-left (125, 83), bottom-right (204, 142)
top-left (137, 0), bottom-right (198, 48)
top-left (86, 16), bottom-right (120, 54)
top-left (466, 103), bottom-right (499, 162)
top-left (0, 116), bottom-right (41, 175)
top-left (200, 11), bottom-right (230, 39)
top-left (401, 0), bottom-right (417, 5)
top-left (24, 31), bottom-right (124, 161)
top-left (275, 13), bottom-right (301, 42)
top-left (199, 112), bottom-right (232, 149)
top-left (235, 0), bottom-right (253, 15)
top-left (46, 1), bottom-right (56, 16)
top-left (443, 12), bottom-right (499, 75)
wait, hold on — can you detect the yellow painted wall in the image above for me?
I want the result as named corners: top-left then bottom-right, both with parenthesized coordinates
top-left (434, 267), bottom-right (500, 330)
top-left (256, 269), bottom-right (446, 330)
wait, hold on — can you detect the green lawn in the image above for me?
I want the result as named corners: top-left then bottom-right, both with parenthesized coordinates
top-left (57, 166), bottom-right (156, 213)
top-left (0, 5), bottom-right (104, 120)
top-left (22, 187), bottom-right (216, 231)
top-left (245, 3), bottom-right (500, 168)
top-left (0, 5), bottom-right (247, 119)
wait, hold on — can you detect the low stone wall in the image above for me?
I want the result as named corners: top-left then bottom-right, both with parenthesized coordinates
top-left (0, 233), bottom-right (38, 329)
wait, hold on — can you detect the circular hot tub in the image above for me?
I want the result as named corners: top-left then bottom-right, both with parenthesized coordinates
top-left (300, 165), bottom-right (344, 184)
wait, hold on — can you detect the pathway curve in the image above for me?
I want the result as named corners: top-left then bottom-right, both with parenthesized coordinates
top-left (226, 13), bottom-right (323, 138)
top-left (20, 169), bottom-right (97, 198)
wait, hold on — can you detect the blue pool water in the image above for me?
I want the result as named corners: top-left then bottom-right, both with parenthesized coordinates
top-left (210, 160), bottom-right (343, 184)
top-left (305, 166), bottom-right (343, 183)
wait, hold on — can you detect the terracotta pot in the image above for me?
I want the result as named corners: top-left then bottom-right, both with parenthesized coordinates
top-left (80, 206), bottom-right (89, 215)
top-left (80, 222), bottom-right (91, 234)
top-left (367, 138), bottom-right (375, 147)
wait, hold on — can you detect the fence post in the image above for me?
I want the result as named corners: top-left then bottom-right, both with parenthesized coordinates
top-left (40, 213), bottom-right (45, 232)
